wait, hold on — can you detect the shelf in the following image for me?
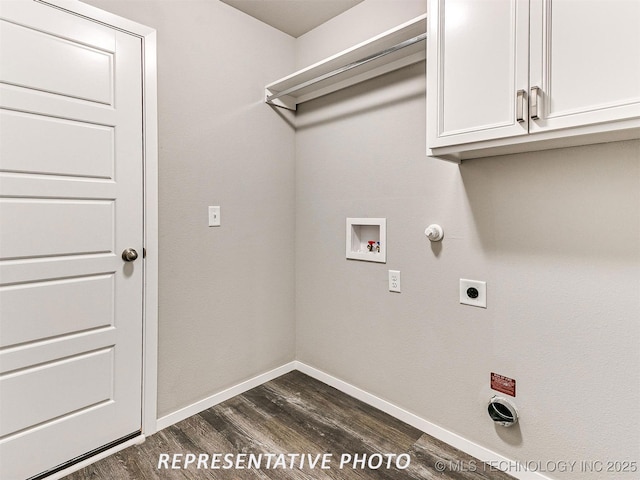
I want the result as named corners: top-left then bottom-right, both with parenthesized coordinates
top-left (265, 14), bottom-right (427, 111)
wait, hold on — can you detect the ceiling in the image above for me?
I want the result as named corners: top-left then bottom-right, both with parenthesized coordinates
top-left (220, 0), bottom-right (364, 38)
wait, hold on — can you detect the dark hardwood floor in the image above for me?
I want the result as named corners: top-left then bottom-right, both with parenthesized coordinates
top-left (64, 371), bottom-right (515, 479)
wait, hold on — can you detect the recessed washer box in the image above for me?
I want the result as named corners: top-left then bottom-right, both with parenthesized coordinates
top-left (346, 218), bottom-right (386, 263)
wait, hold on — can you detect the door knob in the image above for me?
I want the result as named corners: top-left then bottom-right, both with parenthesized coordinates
top-left (122, 248), bottom-right (139, 262)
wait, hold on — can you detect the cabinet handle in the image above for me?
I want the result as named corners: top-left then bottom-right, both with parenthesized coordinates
top-left (530, 86), bottom-right (541, 120)
top-left (516, 89), bottom-right (526, 123)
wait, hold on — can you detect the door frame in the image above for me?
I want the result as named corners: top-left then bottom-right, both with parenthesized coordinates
top-left (36, 0), bottom-right (159, 439)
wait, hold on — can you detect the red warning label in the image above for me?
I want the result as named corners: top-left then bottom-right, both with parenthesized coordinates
top-left (491, 373), bottom-right (516, 397)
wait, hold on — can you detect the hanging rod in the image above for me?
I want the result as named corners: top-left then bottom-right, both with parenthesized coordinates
top-left (266, 32), bottom-right (427, 105)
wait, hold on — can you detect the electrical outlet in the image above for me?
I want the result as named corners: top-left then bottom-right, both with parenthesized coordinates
top-left (389, 270), bottom-right (401, 293)
top-left (460, 279), bottom-right (486, 308)
top-left (208, 206), bottom-right (220, 227)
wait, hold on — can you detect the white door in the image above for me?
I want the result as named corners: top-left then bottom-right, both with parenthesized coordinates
top-left (529, 0), bottom-right (640, 133)
top-left (0, 2), bottom-right (144, 479)
top-left (426, 0), bottom-right (530, 149)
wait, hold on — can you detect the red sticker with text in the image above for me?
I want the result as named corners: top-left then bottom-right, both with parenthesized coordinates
top-left (491, 373), bottom-right (516, 397)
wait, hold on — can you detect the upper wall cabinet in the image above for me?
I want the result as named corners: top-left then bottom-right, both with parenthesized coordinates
top-left (427, 0), bottom-right (640, 162)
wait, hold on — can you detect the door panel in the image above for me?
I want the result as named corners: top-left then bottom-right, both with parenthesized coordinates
top-left (427, 0), bottom-right (530, 148)
top-left (0, 199), bottom-right (115, 259)
top-left (442, 0), bottom-right (516, 131)
top-left (0, 348), bottom-right (114, 437)
top-left (0, 274), bottom-right (114, 347)
top-left (0, 110), bottom-right (114, 179)
top-left (0, 19), bottom-right (114, 104)
top-left (0, 2), bottom-right (143, 478)
top-left (529, 0), bottom-right (640, 131)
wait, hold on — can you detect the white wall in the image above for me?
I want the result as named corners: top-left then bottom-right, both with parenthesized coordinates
top-left (78, 1), bottom-right (640, 477)
top-left (82, 0), bottom-right (297, 417)
top-left (294, 0), bottom-right (427, 68)
top-left (294, 2), bottom-right (640, 479)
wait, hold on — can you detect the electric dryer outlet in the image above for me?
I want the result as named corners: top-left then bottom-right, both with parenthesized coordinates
top-left (460, 279), bottom-right (486, 308)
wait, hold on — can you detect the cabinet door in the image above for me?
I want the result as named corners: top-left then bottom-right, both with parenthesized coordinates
top-left (529, 0), bottom-right (640, 132)
top-left (427, 0), bottom-right (530, 149)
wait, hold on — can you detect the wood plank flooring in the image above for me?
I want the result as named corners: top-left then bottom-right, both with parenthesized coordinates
top-left (64, 371), bottom-right (515, 480)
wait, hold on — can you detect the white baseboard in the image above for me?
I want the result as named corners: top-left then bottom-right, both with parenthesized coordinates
top-left (155, 362), bottom-right (297, 431)
top-left (294, 361), bottom-right (552, 480)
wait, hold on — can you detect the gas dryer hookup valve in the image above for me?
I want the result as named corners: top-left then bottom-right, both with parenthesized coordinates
top-left (424, 224), bottom-right (444, 242)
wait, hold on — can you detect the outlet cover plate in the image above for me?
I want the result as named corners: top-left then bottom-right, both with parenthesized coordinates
top-left (460, 279), bottom-right (486, 308)
top-left (389, 270), bottom-right (401, 293)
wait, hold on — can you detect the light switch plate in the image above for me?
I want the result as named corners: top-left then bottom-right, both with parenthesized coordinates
top-left (208, 206), bottom-right (220, 227)
top-left (460, 279), bottom-right (486, 308)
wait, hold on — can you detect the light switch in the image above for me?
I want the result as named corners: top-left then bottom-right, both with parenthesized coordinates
top-left (208, 206), bottom-right (220, 227)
